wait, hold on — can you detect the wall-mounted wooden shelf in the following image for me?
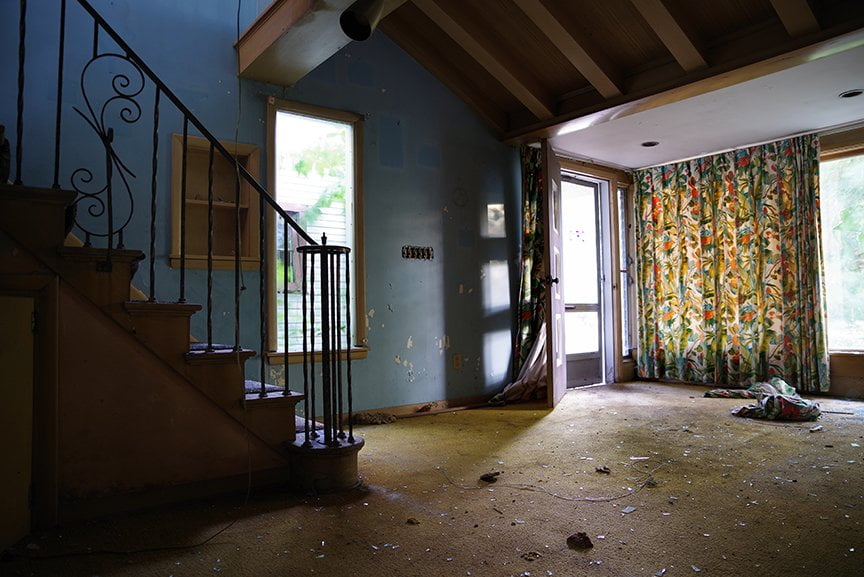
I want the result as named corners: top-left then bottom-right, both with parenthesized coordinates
top-left (170, 134), bottom-right (261, 270)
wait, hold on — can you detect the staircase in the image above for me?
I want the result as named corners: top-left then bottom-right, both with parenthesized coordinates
top-left (0, 0), bottom-right (363, 527)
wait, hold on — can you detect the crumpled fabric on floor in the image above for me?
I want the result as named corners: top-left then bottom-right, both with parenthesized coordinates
top-left (731, 393), bottom-right (821, 421)
top-left (704, 377), bottom-right (797, 399)
top-left (705, 377), bottom-right (821, 421)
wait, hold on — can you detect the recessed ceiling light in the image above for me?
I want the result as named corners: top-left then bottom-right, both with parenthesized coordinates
top-left (839, 89), bottom-right (863, 98)
top-left (641, 141), bottom-right (660, 147)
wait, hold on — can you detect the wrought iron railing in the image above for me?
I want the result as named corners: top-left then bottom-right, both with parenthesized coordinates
top-left (4, 0), bottom-right (356, 448)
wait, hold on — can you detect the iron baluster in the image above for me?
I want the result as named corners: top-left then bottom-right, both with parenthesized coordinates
top-left (91, 18), bottom-right (98, 58)
top-left (103, 127), bottom-right (114, 268)
top-left (206, 142), bottom-right (214, 350)
top-left (53, 0), bottom-right (67, 189)
top-left (346, 248), bottom-right (354, 443)
top-left (234, 165), bottom-right (241, 351)
top-left (283, 217), bottom-right (289, 397)
top-left (148, 87), bottom-right (160, 302)
top-left (335, 250), bottom-right (344, 438)
top-left (309, 250), bottom-right (316, 440)
top-left (320, 236), bottom-right (333, 446)
top-left (302, 249), bottom-right (310, 447)
top-left (15, 0), bottom-right (26, 185)
top-left (259, 198), bottom-right (267, 398)
top-left (179, 118), bottom-right (188, 302)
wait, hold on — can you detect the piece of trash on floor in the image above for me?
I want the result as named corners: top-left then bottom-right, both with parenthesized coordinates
top-left (692, 565), bottom-right (702, 572)
top-left (810, 425), bottom-right (824, 432)
top-left (521, 551), bottom-right (542, 561)
top-left (406, 517), bottom-right (420, 525)
top-left (644, 478), bottom-right (658, 488)
top-left (630, 456), bottom-right (650, 461)
top-left (655, 568), bottom-right (667, 576)
top-left (566, 532), bottom-right (593, 550)
top-left (353, 412), bottom-right (397, 425)
top-left (621, 506), bottom-right (637, 514)
top-left (596, 466), bottom-right (611, 474)
top-left (480, 471), bottom-right (501, 483)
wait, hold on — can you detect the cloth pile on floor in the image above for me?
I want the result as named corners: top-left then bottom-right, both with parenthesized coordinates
top-left (705, 377), bottom-right (821, 421)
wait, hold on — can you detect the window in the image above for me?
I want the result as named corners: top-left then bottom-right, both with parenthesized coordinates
top-left (820, 148), bottom-right (864, 351)
top-left (266, 98), bottom-right (366, 360)
top-left (617, 185), bottom-right (634, 358)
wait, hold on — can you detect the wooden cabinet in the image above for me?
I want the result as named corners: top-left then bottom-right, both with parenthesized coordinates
top-left (170, 134), bottom-right (260, 270)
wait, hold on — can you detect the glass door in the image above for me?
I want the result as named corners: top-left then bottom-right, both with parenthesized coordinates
top-left (561, 176), bottom-right (603, 386)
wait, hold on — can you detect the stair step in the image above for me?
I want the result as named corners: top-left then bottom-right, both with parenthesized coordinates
top-left (122, 301), bottom-right (202, 370)
top-left (0, 184), bottom-right (77, 252)
top-left (185, 345), bottom-right (256, 364)
top-left (57, 246), bottom-right (145, 308)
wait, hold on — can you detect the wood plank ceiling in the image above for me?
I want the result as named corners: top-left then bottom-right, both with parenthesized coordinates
top-left (379, 0), bottom-right (864, 143)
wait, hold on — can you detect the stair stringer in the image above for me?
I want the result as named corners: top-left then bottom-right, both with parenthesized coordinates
top-left (56, 282), bottom-right (291, 513)
top-left (0, 188), bottom-right (303, 464)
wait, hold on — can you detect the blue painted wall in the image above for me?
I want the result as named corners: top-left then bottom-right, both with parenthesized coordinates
top-left (1, 0), bottom-right (521, 411)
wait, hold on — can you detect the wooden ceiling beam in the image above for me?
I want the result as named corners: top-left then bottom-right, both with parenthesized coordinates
top-left (769, 0), bottom-right (820, 37)
top-left (412, 0), bottom-right (555, 120)
top-left (630, 0), bottom-right (707, 72)
top-left (504, 28), bottom-right (864, 145)
top-left (512, 0), bottom-right (622, 99)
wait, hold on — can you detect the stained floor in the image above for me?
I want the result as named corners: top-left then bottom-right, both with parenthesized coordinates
top-left (3, 381), bottom-right (863, 576)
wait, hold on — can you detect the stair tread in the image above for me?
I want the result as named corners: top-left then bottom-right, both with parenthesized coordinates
top-left (125, 300), bottom-right (203, 315)
top-left (58, 245), bottom-right (145, 263)
top-left (0, 183), bottom-right (77, 205)
top-left (185, 346), bottom-right (256, 364)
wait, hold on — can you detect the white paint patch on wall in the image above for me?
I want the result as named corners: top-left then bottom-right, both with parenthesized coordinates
top-left (407, 336), bottom-right (413, 349)
top-left (482, 260), bottom-right (510, 314)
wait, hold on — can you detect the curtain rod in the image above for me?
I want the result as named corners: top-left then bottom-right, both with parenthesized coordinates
top-left (634, 119), bottom-right (864, 172)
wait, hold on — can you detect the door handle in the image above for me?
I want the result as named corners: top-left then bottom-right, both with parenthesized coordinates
top-left (542, 276), bottom-right (559, 286)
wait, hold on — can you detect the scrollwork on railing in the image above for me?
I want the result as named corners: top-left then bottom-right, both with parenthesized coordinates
top-left (70, 50), bottom-right (145, 248)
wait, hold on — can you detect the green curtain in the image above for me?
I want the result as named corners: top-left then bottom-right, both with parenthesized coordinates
top-left (513, 145), bottom-right (546, 378)
top-left (634, 134), bottom-right (829, 392)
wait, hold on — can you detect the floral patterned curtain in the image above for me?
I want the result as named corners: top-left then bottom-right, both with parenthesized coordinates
top-left (634, 134), bottom-right (829, 393)
top-left (513, 145), bottom-right (546, 378)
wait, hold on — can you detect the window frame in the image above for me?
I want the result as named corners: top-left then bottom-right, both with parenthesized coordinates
top-left (264, 97), bottom-right (367, 364)
top-left (819, 126), bottom-right (864, 354)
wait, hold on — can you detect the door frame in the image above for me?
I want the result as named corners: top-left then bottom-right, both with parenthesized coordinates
top-left (0, 272), bottom-right (60, 529)
top-left (558, 158), bottom-right (636, 383)
top-left (560, 174), bottom-right (604, 387)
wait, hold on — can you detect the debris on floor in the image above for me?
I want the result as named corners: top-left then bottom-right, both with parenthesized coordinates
top-left (621, 506), bottom-right (637, 514)
top-left (521, 551), bottom-right (542, 561)
top-left (732, 393), bottom-right (821, 421)
top-left (566, 532), bottom-right (594, 550)
top-left (406, 517), bottom-right (420, 525)
top-left (353, 412), bottom-right (397, 425)
top-left (595, 466), bottom-right (611, 474)
top-left (480, 471), bottom-right (502, 483)
top-left (705, 377), bottom-right (822, 420)
top-left (810, 424), bottom-right (824, 432)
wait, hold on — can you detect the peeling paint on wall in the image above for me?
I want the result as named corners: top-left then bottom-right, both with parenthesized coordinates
top-left (406, 336), bottom-right (413, 349)
top-left (394, 355), bottom-right (402, 365)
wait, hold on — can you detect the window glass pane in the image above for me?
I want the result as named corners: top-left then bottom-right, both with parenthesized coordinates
top-left (821, 154), bottom-right (864, 351)
top-left (274, 110), bottom-right (354, 352)
top-left (561, 180), bottom-right (598, 305)
top-left (617, 186), bottom-right (632, 356)
top-left (565, 311), bottom-right (599, 355)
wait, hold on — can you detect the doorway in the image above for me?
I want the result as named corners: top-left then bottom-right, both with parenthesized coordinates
top-left (0, 296), bottom-right (35, 550)
top-left (561, 176), bottom-right (605, 386)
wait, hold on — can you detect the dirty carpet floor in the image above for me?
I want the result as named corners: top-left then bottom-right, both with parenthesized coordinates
top-left (4, 381), bottom-right (864, 577)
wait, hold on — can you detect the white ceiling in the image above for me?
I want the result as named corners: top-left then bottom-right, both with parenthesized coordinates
top-left (550, 43), bottom-right (864, 171)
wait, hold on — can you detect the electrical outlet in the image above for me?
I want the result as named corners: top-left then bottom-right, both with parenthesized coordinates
top-left (452, 353), bottom-right (462, 369)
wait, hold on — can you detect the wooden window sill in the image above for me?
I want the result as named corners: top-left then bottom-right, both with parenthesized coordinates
top-left (266, 347), bottom-right (369, 365)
